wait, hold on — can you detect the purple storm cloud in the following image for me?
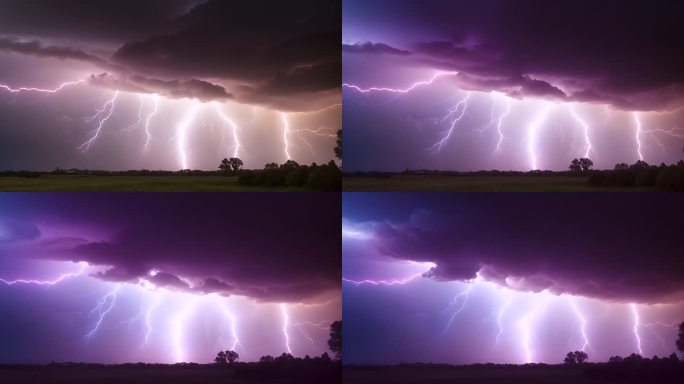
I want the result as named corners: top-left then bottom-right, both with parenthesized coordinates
top-left (343, 193), bottom-right (684, 364)
top-left (343, 0), bottom-right (684, 171)
top-left (0, 193), bottom-right (341, 363)
top-left (0, 0), bottom-right (341, 170)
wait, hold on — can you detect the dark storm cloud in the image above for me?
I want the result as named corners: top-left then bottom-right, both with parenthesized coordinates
top-left (0, 37), bottom-right (106, 66)
top-left (1, 194), bottom-right (340, 302)
top-left (345, 0), bottom-right (684, 111)
top-left (1, 0), bottom-right (340, 108)
top-left (88, 73), bottom-right (233, 101)
top-left (344, 194), bottom-right (684, 304)
top-left (0, 0), bottom-right (201, 42)
top-left (343, 42), bottom-right (411, 56)
top-left (111, 0), bottom-right (340, 103)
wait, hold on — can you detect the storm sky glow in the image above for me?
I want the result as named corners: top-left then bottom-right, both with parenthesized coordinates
top-left (0, 193), bottom-right (341, 364)
top-left (342, 193), bottom-right (684, 365)
top-left (342, 0), bottom-right (684, 171)
top-left (0, 0), bottom-right (340, 170)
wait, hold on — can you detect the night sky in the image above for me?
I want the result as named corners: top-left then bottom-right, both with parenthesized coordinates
top-left (0, 0), bottom-right (340, 170)
top-left (343, 193), bottom-right (684, 364)
top-left (0, 193), bottom-right (341, 363)
top-left (343, 0), bottom-right (684, 171)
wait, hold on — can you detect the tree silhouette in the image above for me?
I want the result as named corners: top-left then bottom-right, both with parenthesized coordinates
top-left (214, 349), bottom-right (239, 364)
top-left (677, 321), bottom-right (684, 354)
top-left (328, 320), bottom-right (341, 360)
top-left (228, 157), bottom-right (243, 172)
top-left (579, 158), bottom-right (593, 173)
top-left (569, 158), bottom-right (582, 173)
top-left (335, 129), bottom-right (342, 160)
top-left (219, 158), bottom-right (231, 172)
top-left (564, 350), bottom-right (589, 365)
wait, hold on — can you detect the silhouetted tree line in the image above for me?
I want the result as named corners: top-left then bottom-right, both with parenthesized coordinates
top-left (237, 160), bottom-right (341, 191)
top-left (231, 352), bottom-right (340, 382)
top-left (563, 350), bottom-right (588, 365)
top-left (587, 160), bottom-right (684, 190)
top-left (582, 353), bottom-right (682, 382)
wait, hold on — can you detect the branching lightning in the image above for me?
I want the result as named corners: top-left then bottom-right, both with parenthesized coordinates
top-left (495, 98), bottom-right (512, 154)
top-left (281, 112), bottom-right (291, 161)
top-left (342, 273), bottom-right (424, 286)
top-left (631, 303), bottom-right (643, 355)
top-left (177, 104), bottom-right (200, 169)
top-left (0, 79), bottom-right (85, 94)
top-left (343, 71), bottom-right (459, 94)
top-left (214, 103), bottom-right (242, 159)
top-left (79, 91), bottom-right (120, 152)
top-left (0, 263), bottom-right (87, 286)
top-left (443, 284), bottom-right (473, 332)
top-left (143, 95), bottom-right (160, 152)
top-left (281, 303), bottom-right (292, 354)
top-left (85, 284), bottom-right (121, 339)
top-left (428, 92), bottom-right (471, 153)
top-left (633, 112), bottom-right (644, 161)
top-left (569, 106), bottom-right (593, 159)
top-left (527, 105), bottom-right (552, 170)
top-left (569, 298), bottom-right (590, 352)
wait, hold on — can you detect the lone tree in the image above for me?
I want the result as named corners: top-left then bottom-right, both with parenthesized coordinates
top-left (328, 320), bottom-right (341, 360)
top-left (677, 321), bottom-right (684, 355)
top-left (569, 158), bottom-right (593, 174)
top-left (219, 157), bottom-right (243, 172)
top-left (564, 350), bottom-right (588, 365)
top-left (214, 350), bottom-right (239, 365)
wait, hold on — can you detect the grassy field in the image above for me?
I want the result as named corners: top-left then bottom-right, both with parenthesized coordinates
top-left (0, 365), bottom-right (242, 384)
top-left (344, 365), bottom-right (610, 384)
top-left (343, 175), bottom-right (653, 192)
top-left (0, 175), bottom-right (307, 192)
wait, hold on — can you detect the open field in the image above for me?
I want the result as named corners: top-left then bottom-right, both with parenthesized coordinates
top-left (343, 364), bottom-right (678, 384)
top-left (343, 175), bottom-right (653, 192)
top-left (0, 175), bottom-right (307, 192)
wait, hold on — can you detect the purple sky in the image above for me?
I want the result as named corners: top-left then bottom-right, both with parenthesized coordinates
top-left (342, 0), bottom-right (684, 171)
top-left (0, 0), bottom-right (340, 170)
top-left (0, 193), bottom-right (341, 363)
top-left (342, 193), bottom-right (684, 364)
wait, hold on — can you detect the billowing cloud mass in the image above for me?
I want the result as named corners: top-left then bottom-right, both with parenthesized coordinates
top-left (0, 193), bottom-right (341, 302)
top-left (343, 193), bottom-right (684, 304)
top-left (0, 0), bottom-right (341, 170)
top-left (342, 0), bottom-right (684, 171)
top-left (344, 0), bottom-right (684, 111)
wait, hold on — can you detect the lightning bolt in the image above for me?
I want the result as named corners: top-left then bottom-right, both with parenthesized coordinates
top-left (569, 298), bottom-right (590, 352)
top-left (642, 127), bottom-right (684, 154)
top-left (293, 127), bottom-right (337, 155)
top-left (444, 284), bottom-right (473, 332)
top-left (0, 263), bottom-right (87, 286)
top-left (281, 303), bottom-right (292, 354)
top-left (527, 105), bottom-right (552, 170)
top-left (291, 321), bottom-right (332, 345)
top-left (633, 112), bottom-right (644, 161)
top-left (142, 95), bottom-right (160, 152)
top-left (516, 295), bottom-right (551, 363)
top-left (474, 93), bottom-right (497, 135)
top-left (0, 79), bottom-right (85, 94)
top-left (342, 272), bottom-right (424, 286)
top-left (631, 303), bottom-right (643, 355)
top-left (342, 71), bottom-right (458, 94)
top-left (494, 98), bottom-right (512, 154)
top-left (85, 284), bottom-right (121, 339)
top-left (281, 112), bottom-right (291, 161)
top-left (79, 91), bottom-right (120, 152)
top-left (495, 293), bottom-right (513, 345)
top-left (428, 92), bottom-right (471, 153)
top-left (142, 294), bottom-right (161, 348)
top-left (177, 104), bottom-right (200, 169)
top-left (214, 104), bottom-right (242, 159)
top-left (172, 301), bottom-right (196, 362)
top-left (217, 297), bottom-right (241, 351)
top-left (123, 95), bottom-right (145, 134)
top-left (569, 106), bottom-right (593, 159)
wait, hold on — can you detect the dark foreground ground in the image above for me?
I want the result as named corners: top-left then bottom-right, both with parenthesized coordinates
top-left (343, 175), bottom-right (651, 192)
top-left (0, 364), bottom-right (339, 384)
top-left (0, 175), bottom-right (306, 192)
top-left (343, 363), bottom-right (683, 384)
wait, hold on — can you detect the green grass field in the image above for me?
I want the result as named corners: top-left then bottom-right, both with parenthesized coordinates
top-left (0, 175), bottom-right (307, 192)
top-left (343, 175), bottom-right (653, 192)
